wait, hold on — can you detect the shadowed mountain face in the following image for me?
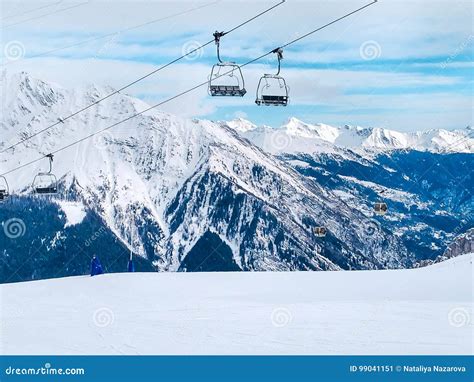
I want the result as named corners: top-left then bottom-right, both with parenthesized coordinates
top-left (178, 231), bottom-right (241, 272)
top-left (0, 196), bottom-right (155, 283)
top-left (0, 73), bottom-right (472, 282)
top-left (284, 150), bottom-right (473, 263)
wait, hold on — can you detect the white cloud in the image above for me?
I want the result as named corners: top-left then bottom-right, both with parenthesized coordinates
top-left (2, 0), bottom-right (472, 130)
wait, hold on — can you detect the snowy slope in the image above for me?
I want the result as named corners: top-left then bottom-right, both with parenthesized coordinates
top-left (1, 253), bottom-right (472, 355)
top-left (222, 117), bottom-right (473, 155)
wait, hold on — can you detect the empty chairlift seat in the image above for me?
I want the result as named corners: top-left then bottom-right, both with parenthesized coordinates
top-left (255, 76), bottom-right (289, 106)
top-left (209, 64), bottom-right (247, 97)
top-left (32, 154), bottom-right (58, 195)
top-left (0, 176), bottom-right (9, 201)
top-left (255, 48), bottom-right (289, 107)
top-left (374, 202), bottom-right (388, 216)
top-left (314, 226), bottom-right (327, 238)
top-left (208, 31), bottom-right (247, 97)
top-left (33, 174), bottom-right (58, 194)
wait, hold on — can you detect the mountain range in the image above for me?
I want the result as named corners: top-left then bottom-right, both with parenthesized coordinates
top-left (224, 117), bottom-right (473, 154)
top-left (0, 72), bottom-right (472, 282)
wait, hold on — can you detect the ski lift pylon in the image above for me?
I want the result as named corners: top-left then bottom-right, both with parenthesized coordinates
top-left (32, 153), bottom-right (58, 195)
top-left (0, 175), bottom-right (10, 201)
top-left (256, 48), bottom-right (289, 106)
top-left (208, 31), bottom-right (247, 97)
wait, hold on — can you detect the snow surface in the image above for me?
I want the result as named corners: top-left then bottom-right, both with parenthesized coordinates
top-left (1, 254), bottom-right (472, 355)
top-left (223, 117), bottom-right (473, 155)
top-left (2, 72), bottom-right (415, 272)
top-left (55, 200), bottom-right (87, 227)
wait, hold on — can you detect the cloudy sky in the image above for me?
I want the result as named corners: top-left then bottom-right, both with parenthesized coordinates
top-left (1, 0), bottom-right (473, 131)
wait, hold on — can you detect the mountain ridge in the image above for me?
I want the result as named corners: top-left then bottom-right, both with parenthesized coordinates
top-left (0, 71), bottom-right (471, 281)
top-left (221, 116), bottom-right (473, 155)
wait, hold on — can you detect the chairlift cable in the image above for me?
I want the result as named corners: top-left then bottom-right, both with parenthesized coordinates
top-left (280, 0), bottom-right (377, 50)
top-left (6, 0), bottom-right (223, 65)
top-left (4, 1), bottom-right (90, 29)
top-left (0, 0), bottom-right (286, 155)
top-left (0, 0), bottom-right (378, 178)
top-left (1, 0), bottom-right (63, 21)
top-left (221, 0), bottom-right (285, 37)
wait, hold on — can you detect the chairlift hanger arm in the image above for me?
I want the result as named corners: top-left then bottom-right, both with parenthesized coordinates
top-left (213, 31), bottom-right (225, 63)
top-left (46, 153), bottom-right (54, 174)
top-left (271, 47), bottom-right (283, 76)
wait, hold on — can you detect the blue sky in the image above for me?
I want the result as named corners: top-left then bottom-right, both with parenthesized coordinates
top-left (2, 0), bottom-right (473, 131)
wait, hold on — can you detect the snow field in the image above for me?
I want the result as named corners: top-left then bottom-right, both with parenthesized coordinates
top-left (1, 254), bottom-right (472, 355)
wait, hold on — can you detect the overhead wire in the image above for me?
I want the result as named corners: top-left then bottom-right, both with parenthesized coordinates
top-left (0, 0), bottom-right (285, 154)
top-left (0, 0), bottom-right (379, 178)
top-left (5, 0), bottom-right (223, 65)
top-left (4, 1), bottom-right (90, 29)
top-left (1, 0), bottom-right (64, 21)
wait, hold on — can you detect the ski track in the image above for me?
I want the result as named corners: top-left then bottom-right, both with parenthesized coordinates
top-left (1, 254), bottom-right (472, 355)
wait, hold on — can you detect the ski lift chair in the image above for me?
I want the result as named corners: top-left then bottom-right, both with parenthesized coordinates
top-left (374, 202), bottom-right (388, 216)
top-left (256, 48), bottom-right (289, 106)
top-left (0, 175), bottom-right (9, 201)
top-left (208, 31), bottom-right (247, 97)
top-left (374, 190), bottom-right (388, 216)
top-left (314, 226), bottom-right (327, 238)
top-left (32, 154), bottom-right (58, 195)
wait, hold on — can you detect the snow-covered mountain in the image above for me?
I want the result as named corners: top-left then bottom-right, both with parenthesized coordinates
top-left (0, 72), bottom-right (472, 282)
top-left (222, 117), bottom-right (473, 155)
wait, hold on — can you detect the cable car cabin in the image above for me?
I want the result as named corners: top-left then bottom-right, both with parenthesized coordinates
top-left (314, 226), bottom-right (327, 238)
top-left (209, 63), bottom-right (247, 97)
top-left (255, 74), bottom-right (289, 106)
top-left (0, 176), bottom-right (9, 201)
top-left (374, 202), bottom-right (388, 216)
top-left (33, 173), bottom-right (58, 195)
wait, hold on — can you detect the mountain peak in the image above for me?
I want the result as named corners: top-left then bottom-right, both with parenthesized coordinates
top-left (282, 118), bottom-right (340, 143)
top-left (225, 117), bottom-right (257, 132)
